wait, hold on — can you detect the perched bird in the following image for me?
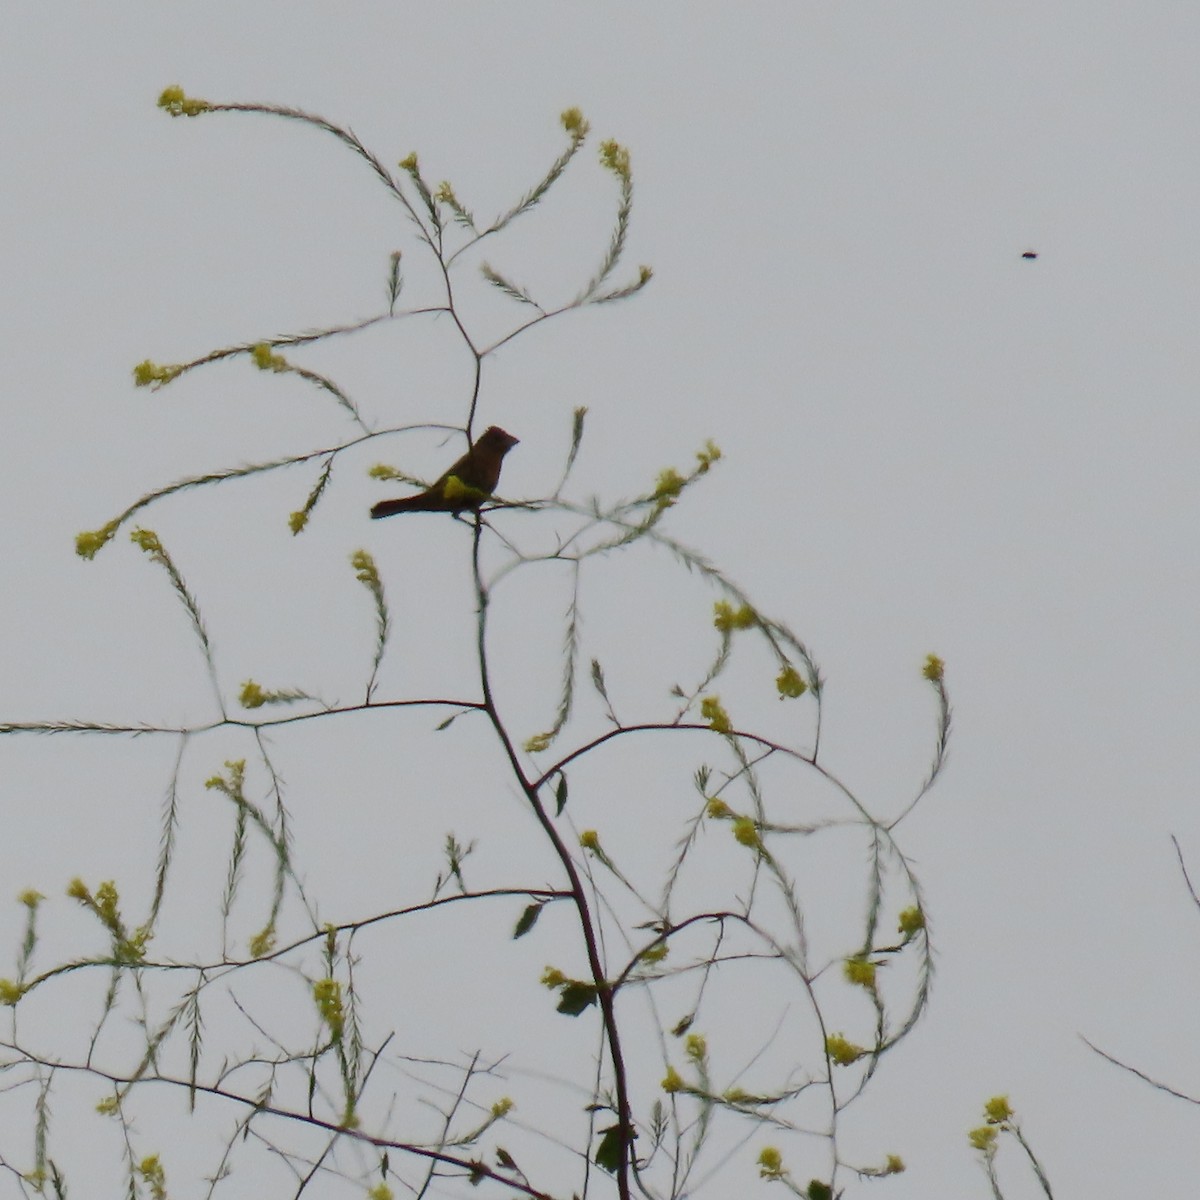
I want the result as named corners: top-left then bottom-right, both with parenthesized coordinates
top-left (370, 426), bottom-right (519, 518)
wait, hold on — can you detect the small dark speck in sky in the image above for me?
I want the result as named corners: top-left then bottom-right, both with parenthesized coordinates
top-left (1021, 250), bottom-right (1038, 259)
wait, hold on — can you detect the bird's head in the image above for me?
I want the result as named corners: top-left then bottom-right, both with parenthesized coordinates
top-left (480, 426), bottom-right (519, 453)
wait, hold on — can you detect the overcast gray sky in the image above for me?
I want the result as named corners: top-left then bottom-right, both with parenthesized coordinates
top-left (2, 4), bottom-right (1199, 1197)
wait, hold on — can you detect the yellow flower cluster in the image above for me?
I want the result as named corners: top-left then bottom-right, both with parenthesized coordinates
top-left (157, 85), bottom-right (210, 117)
top-left (775, 665), bottom-right (807, 698)
top-left (312, 977), bottom-right (345, 1039)
top-left (248, 926), bottom-right (276, 957)
top-left (351, 549), bottom-right (381, 587)
top-left (700, 695), bottom-right (732, 733)
top-left (732, 817), bottom-right (760, 849)
top-left (205, 759), bottom-right (246, 797)
top-left (67, 878), bottom-right (149, 962)
top-left (130, 527), bottom-right (164, 557)
top-left (251, 342), bottom-right (289, 372)
top-left (825, 1033), bottom-right (865, 1065)
top-left (843, 957), bottom-right (877, 990)
top-left (712, 600), bottom-right (756, 633)
top-left (653, 467), bottom-right (686, 506)
top-left (599, 139), bottom-right (631, 180)
top-left (138, 1154), bottom-right (167, 1200)
top-left (133, 359), bottom-right (184, 388)
top-left (757, 1146), bottom-right (784, 1179)
top-left (75, 520), bottom-right (120, 560)
top-left (561, 107), bottom-right (591, 139)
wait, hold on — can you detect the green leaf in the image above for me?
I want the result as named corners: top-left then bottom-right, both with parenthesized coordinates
top-left (480, 262), bottom-right (538, 306)
top-left (593, 1125), bottom-right (623, 1174)
top-left (556, 982), bottom-right (598, 1015)
top-left (513, 903), bottom-right (541, 939)
top-left (590, 658), bottom-right (606, 693)
top-left (435, 710), bottom-right (463, 732)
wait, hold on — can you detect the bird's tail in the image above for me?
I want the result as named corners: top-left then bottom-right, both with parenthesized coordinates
top-left (370, 495), bottom-right (440, 518)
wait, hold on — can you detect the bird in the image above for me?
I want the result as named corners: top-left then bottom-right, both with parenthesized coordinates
top-left (370, 426), bottom-right (519, 518)
top-left (1021, 250), bottom-right (1038, 260)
